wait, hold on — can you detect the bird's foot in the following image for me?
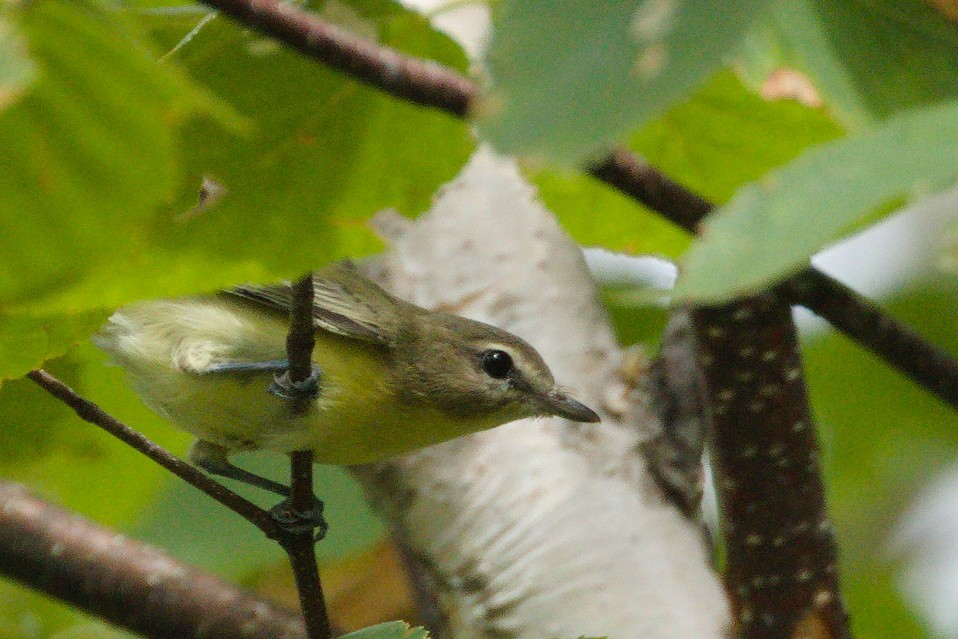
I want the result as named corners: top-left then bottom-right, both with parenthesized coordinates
top-left (269, 495), bottom-right (328, 541)
top-left (269, 364), bottom-right (322, 401)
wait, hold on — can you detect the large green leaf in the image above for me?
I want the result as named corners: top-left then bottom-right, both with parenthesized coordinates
top-left (675, 100), bottom-right (958, 302)
top-left (103, 0), bottom-right (474, 303)
top-left (0, 0), bottom-right (473, 380)
top-left (0, 0), bottom-right (219, 307)
top-left (739, 0), bottom-right (958, 129)
top-left (0, 309), bottom-right (107, 382)
top-left (633, 70), bottom-right (843, 204)
top-left (478, 0), bottom-right (766, 164)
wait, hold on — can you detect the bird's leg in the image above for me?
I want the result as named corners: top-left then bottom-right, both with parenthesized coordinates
top-left (188, 439), bottom-right (290, 497)
top-left (189, 441), bottom-right (329, 539)
top-left (203, 359), bottom-right (323, 401)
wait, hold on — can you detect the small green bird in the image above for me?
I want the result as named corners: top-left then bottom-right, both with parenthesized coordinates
top-left (95, 263), bottom-right (599, 496)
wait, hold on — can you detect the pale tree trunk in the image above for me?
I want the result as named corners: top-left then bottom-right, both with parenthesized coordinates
top-left (353, 148), bottom-right (731, 639)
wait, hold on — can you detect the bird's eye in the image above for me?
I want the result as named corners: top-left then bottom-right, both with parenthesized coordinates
top-left (480, 349), bottom-right (513, 379)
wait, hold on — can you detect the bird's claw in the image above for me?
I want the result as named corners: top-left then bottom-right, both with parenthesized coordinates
top-left (268, 496), bottom-right (328, 541)
top-left (269, 364), bottom-right (322, 401)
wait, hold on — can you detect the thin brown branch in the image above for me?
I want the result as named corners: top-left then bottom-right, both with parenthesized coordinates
top-left (0, 481), bottom-right (306, 639)
top-left (193, 0), bottom-right (958, 412)
top-left (26, 369), bottom-right (284, 540)
top-left (198, 0), bottom-right (477, 117)
top-left (288, 274), bottom-right (319, 416)
top-left (690, 297), bottom-right (849, 639)
top-left (281, 274), bottom-right (332, 639)
top-left (588, 148), bottom-right (712, 233)
top-left (782, 269), bottom-right (958, 408)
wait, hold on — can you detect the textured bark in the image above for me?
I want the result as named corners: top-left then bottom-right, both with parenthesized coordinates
top-left (0, 482), bottom-right (306, 639)
top-left (691, 298), bottom-right (849, 639)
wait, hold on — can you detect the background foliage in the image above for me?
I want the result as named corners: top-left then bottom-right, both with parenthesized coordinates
top-left (1, 0), bottom-right (957, 637)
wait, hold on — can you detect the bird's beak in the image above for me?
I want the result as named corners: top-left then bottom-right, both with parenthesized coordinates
top-left (538, 391), bottom-right (601, 423)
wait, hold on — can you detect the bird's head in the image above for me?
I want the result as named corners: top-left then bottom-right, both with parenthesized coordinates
top-left (396, 311), bottom-right (601, 429)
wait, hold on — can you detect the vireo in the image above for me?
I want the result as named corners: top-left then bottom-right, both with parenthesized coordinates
top-left (95, 263), bottom-right (599, 496)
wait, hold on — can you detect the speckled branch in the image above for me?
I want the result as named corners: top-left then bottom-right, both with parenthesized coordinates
top-left (0, 481), bottom-right (306, 639)
top-left (690, 298), bottom-right (849, 639)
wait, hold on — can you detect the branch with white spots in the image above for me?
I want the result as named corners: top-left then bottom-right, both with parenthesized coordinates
top-left (691, 298), bottom-right (849, 639)
top-left (0, 482), bottom-right (307, 639)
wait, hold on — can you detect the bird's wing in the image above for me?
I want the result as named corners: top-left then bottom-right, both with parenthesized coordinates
top-left (225, 262), bottom-right (402, 345)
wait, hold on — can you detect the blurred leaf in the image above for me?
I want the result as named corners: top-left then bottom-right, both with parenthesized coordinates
top-left (341, 621), bottom-right (428, 639)
top-left (531, 168), bottom-right (691, 257)
top-left (0, 344), bottom-right (182, 525)
top-left (0, 342), bottom-right (189, 638)
top-left (603, 292), bottom-right (671, 348)
top-left (843, 568), bottom-right (926, 638)
top-left (531, 71), bottom-right (841, 258)
top-left (740, 0), bottom-right (958, 129)
top-left (0, 13), bottom-right (34, 111)
top-left (0, 0), bottom-right (223, 308)
top-left (135, 452), bottom-right (384, 577)
top-left (478, 0), bottom-right (766, 164)
top-left (0, 310), bottom-right (107, 381)
top-left (633, 70), bottom-right (843, 203)
top-left (675, 100), bottom-right (958, 302)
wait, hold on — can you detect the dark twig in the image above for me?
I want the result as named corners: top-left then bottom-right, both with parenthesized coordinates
top-left (198, 0), bottom-right (477, 117)
top-left (280, 274), bottom-right (332, 639)
top-left (26, 369), bottom-right (284, 540)
top-left (0, 481), bottom-right (306, 639)
top-left (588, 148), bottom-right (712, 233)
top-left (782, 269), bottom-right (958, 408)
top-left (192, 0), bottom-right (958, 411)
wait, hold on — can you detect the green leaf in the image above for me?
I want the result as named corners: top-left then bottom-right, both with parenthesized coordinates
top-left (341, 621), bottom-right (428, 639)
top-left (97, 0), bottom-right (473, 304)
top-left (0, 309), bottom-right (107, 381)
top-left (530, 70), bottom-right (841, 260)
top-left (0, 0), bottom-right (221, 308)
top-left (740, 0), bottom-right (958, 129)
top-left (531, 168), bottom-right (691, 257)
top-left (633, 70), bottom-right (843, 204)
top-left (0, 345), bottom-right (182, 525)
top-left (675, 100), bottom-right (958, 302)
top-left (478, 0), bottom-right (767, 164)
